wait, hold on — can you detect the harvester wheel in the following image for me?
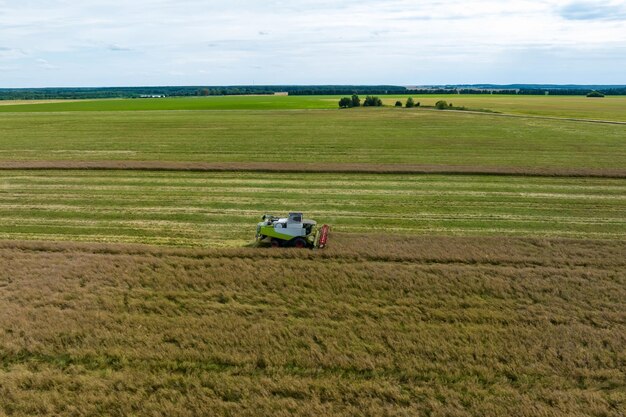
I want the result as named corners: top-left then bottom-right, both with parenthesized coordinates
top-left (292, 237), bottom-right (307, 249)
top-left (270, 239), bottom-right (281, 248)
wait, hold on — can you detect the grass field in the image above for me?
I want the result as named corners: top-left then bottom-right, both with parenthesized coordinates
top-left (0, 170), bottom-right (624, 246)
top-left (0, 99), bottom-right (99, 106)
top-left (1, 94), bottom-right (625, 122)
top-left (0, 109), bottom-right (625, 173)
top-left (1, 236), bottom-right (624, 416)
top-left (0, 96), bottom-right (335, 112)
top-left (382, 94), bottom-right (626, 122)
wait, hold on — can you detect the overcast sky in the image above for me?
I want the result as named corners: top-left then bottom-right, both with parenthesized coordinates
top-left (1, 0), bottom-right (625, 87)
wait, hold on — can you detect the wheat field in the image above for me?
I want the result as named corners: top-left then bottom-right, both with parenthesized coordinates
top-left (1, 235), bottom-right (624, 416)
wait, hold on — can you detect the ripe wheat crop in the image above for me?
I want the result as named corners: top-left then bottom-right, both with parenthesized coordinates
top-left (0, 235), bottom-right (624, 416)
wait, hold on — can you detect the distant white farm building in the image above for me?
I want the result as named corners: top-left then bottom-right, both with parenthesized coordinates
top-left (274, 92), bottom-right (289, 96)
top-left (139, 94), bottom-right (166, 98)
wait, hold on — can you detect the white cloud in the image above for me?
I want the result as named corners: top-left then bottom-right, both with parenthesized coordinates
top-left (107, 44), bottom-right (132, 52)
top-left (0, 0), bottom-right (624, 86)
top-left (559, 0), bottom-right (626, 20)
top-left (36, 58), bottom-right (59, 70)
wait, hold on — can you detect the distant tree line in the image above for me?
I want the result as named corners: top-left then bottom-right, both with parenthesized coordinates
top-left (0, 85), bottom-right (408, 100)
top-left (1, 85), bottom-right (625, 101)
top-left (407, 88), bottom-right (626, 95)
top-left (514, 88), bottom-right (625, 95)
top-left (286, 85), bottom-right (407, 96)
top-left (407, 88), bottom-right (522, 95)
top-left (0, 86), bottom-right (278, 100)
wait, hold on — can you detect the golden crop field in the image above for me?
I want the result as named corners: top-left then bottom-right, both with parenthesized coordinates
top-left (1, 236), bottom-right (624, 416)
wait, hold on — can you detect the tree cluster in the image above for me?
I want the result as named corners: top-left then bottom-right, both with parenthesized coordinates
top-left (363, 95), bottom-right (383, 106)
top-left (435, 100), bottom-right (453, 109)
top-left (404, 97), bottom-right (420, 108)
top-left (338, 95), bottom-right (383, 108)
top-left (338, 95), bottom-right (361, 108)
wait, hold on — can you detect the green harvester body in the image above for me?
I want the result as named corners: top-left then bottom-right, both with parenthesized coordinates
top-left (256, 212), bottom-right (329, 249)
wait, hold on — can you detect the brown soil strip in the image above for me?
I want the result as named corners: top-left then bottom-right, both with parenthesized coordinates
top-left (1, 160), bottom-right (624, 178)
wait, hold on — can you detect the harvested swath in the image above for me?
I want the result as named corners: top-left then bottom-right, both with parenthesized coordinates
top-left (1, 233), bottom-right (625, 269)
top-left (1, 236), bottom-right (624, 416)
top-left (2, 170), bottom-right (625, 246)
top-left (1, 170), bottom-right (625, 245)
top-left (1, 160), bottom-right (625, 178)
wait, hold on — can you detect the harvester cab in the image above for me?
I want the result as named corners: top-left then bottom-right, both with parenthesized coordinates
top-left (256, 212), bottom-right (329, 249)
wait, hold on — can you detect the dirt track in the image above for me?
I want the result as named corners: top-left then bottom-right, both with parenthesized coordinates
top-left (1, 160), bottom-right (625, 178)
top-left (417, 107), bottom-right (626, 125)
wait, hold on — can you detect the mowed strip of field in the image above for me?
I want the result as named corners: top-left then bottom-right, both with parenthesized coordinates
top-left (0, 170), bottom-right (624, 246)
top-left (0, 236), bottom-right (624, 416)
top-left (0, 109), bottom-right (625, 172)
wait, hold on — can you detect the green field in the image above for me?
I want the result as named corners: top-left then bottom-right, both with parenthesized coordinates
top-left (1, 94), bottom-right (626, 122)
top-left (0, 95), bottom-right (336, 112)
top-left (0, 109), bottom-right (624, 172)
top-left (0, 171), bottom-right (624, 246)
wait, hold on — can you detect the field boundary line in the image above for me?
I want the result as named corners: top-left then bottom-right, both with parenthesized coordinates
top-left (1, 161), bottom-right (625, 178)
top-left (416, 107), bottom-right (626, 125)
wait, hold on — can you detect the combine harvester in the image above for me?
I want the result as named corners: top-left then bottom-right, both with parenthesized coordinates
top-left (255, 212), bottom-right (329, 249)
